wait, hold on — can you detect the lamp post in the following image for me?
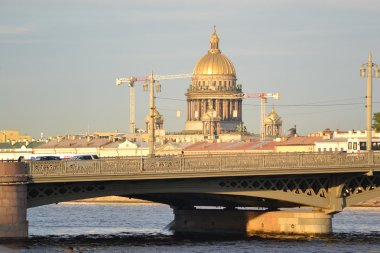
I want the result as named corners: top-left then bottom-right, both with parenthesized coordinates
top-left (144, 72), bottom-right (155, 157)
top-left (206, 105), bottom-right (217, 141)
top-left (116, 72), bottom-right (190, 156)
top-left (136, 129), bottom-right (145, 158)
top-left (360, 53), bottom-right (379, 152)
top-left (209, 110), bottom-right (213, 140)
top-left (142, 71), bottom-right (162, 157)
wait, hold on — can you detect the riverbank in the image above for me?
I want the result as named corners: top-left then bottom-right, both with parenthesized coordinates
top-left (70, 196), bottom-right (152, 204)
top-left (351, 197), bottom-right (380, 207)
top-left (69, 196), bottom-right (380, 207)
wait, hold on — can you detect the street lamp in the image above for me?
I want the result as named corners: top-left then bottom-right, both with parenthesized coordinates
top-left (136, 129), bottom-right (145, 158)
top-left (145, 72), bottom-right (158, 157)
top-left (116, 72), bottom-right (191, 156)
top-left (360, 53), bottom-right (379, 152)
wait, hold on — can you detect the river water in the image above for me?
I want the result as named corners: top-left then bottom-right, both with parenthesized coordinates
top-left (1, 203), bottom-right (380, 252)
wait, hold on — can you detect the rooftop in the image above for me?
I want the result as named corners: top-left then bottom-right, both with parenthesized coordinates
top-left (276, 136), bottom-right (323, 146)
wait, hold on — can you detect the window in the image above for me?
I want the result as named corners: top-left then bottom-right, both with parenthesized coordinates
top-left (348, 142), bottom-right (352, 150)
top-left (353, 142), bottom-right (357, 150)
top-left (359, 142), bottom-right (366, 151)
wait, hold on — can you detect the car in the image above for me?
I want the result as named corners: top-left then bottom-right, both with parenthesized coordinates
top-left (32, 156), bottom-right (61, 161)
top-left (71, 155), bottom-right (99, 160)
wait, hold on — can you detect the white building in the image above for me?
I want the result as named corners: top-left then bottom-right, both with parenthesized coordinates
top-left (314, 138), bottom-right (347, 152)
top-left (333, 130), bottom-right (380, 139)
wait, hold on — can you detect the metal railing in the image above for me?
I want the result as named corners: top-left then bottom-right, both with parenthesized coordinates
top-left (28, 152), bottom-right (380, 178)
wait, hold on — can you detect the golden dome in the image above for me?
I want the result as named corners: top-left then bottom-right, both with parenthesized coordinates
top-left (193, 29), bottom-right (236, 76)
top-left (265, 107), bottom-right (282, 124)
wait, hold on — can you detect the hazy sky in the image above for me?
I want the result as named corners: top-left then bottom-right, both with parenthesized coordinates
top-left (1, 0), bottom-right (380, 138)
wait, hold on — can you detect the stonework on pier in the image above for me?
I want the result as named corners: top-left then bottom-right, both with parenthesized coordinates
top-left (173, 209), bottom-right (332, 235)
top-left (0, 162), bottom-right (28, 239)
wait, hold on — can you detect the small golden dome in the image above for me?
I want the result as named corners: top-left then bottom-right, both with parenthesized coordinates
top-left (265, 107), bottom-right (282, 124)
top-left (193, 29), bottom-right (236, 76)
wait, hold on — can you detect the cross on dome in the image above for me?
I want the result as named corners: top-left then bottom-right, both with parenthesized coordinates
top-left (209, 26), bottom-right (220, 54)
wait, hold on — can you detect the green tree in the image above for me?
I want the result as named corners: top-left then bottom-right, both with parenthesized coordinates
top-left (236, 122), bottom-right (247, 133)
top-left (374, 112), bottom-right (380, 132)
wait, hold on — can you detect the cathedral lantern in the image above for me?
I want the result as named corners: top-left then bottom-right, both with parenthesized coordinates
top-left (264, 106), bottom-right (283, 137)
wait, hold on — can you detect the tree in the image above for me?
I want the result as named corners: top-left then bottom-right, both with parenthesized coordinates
top-left (236, 122), bottom-right (247, 133)
top-left (374, 112), bottom-right (380, 132)
top-left (287, 125), bottom-right (297, 138)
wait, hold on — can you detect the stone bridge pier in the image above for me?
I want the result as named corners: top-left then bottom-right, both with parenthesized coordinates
top-left (0, 162), bottom-right (28, 239)
top-left (173, 209), bottom-right (332, 235)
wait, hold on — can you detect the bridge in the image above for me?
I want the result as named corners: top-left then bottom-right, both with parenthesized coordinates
top-left (1, 152), bottom-right (380, 238)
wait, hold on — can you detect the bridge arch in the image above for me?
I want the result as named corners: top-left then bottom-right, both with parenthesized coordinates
top-left (28, 173), bottom-right (380, 212)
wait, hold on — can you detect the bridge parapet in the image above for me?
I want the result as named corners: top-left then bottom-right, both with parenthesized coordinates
top-left (27, 153), bottom-right (380, 183)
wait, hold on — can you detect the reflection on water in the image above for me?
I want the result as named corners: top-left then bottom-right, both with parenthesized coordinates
top-left (0, 204), bottom-right (379, 252)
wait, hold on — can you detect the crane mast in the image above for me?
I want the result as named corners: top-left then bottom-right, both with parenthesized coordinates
top-left (130, 83), bottom-right (135, 134)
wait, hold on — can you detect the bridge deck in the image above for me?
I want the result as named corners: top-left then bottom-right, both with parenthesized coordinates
top-left (27, 153), bottom-right (380, 183)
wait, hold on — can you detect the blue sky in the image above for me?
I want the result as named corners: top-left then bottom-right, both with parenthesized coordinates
top-left (1, 0), bottom-right (380, 138)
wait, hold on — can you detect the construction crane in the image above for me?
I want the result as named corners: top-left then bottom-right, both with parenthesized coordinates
top-left (116, 73), bottom-right (192, 134)
top-left (243, 92), bottom-right (280, 141)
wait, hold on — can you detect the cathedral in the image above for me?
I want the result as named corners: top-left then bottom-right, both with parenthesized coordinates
top-left (150, 29), bottom-right (283, 143)
top-left (184, 29), bottom-right (243, 138)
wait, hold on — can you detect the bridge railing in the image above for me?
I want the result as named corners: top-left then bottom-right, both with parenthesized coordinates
top-left (27, 152), bottom-right (380, 178)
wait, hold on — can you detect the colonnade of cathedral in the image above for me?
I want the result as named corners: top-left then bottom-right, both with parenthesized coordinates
top-left (186, 99), bottom-right (242, 121)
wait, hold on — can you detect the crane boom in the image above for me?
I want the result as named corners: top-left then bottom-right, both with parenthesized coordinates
top-left (153, 73), bottom-right (193, 80)
top-left (116, 73), bottom-right (192, 86)
top-left (243, 92), bottom-right (280, 100)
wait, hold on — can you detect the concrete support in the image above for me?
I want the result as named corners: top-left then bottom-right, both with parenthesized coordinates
top-left (0, 162), bottom-right (28, 239)
top-left (173, 209), bottom-right (332, 236)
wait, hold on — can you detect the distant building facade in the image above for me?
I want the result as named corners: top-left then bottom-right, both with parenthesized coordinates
top-left (0, 130), bottom-right (31, 143)
top-left (314, 139), bottom-right (347, 152)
